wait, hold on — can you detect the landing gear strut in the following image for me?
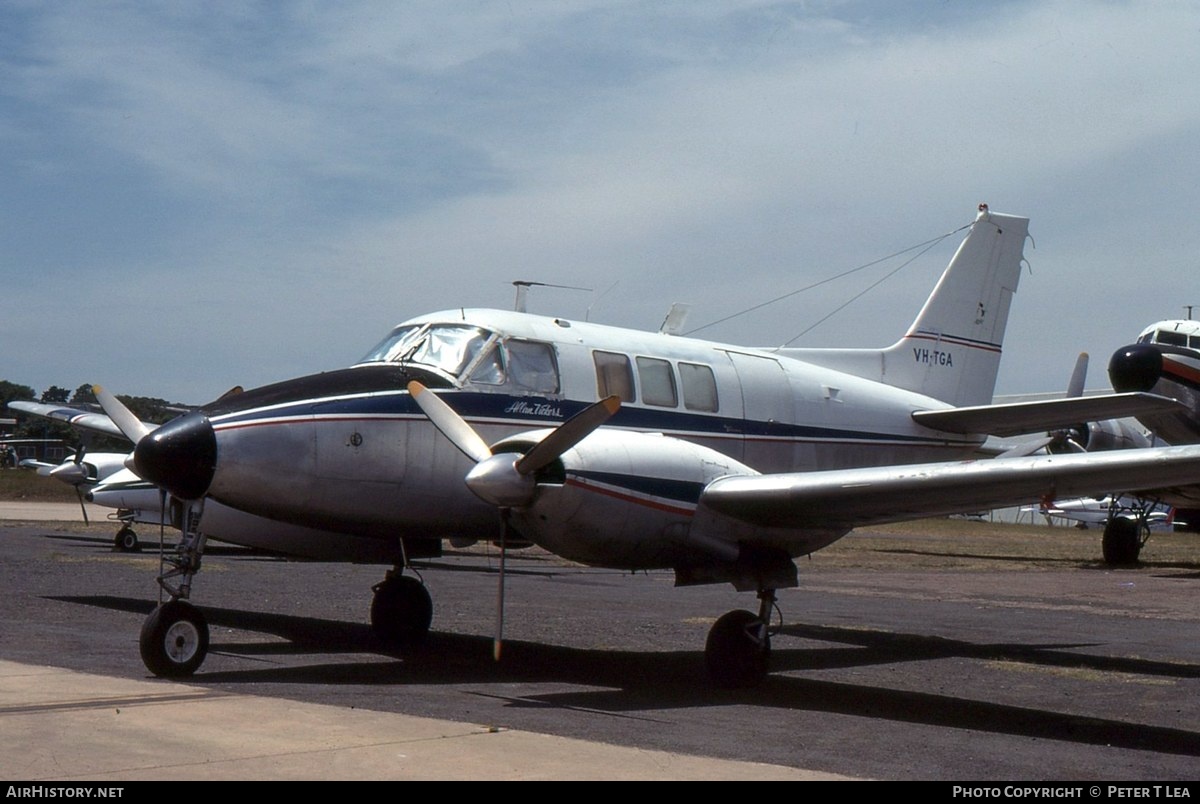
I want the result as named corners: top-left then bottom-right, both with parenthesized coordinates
top-left (139, 502), bottom-right (210, 677)
top-left (705, 589), bottom-right (777, 689)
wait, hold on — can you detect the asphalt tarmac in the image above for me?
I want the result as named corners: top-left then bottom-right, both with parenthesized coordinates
top-left (2, 508), bottom-right (1198, 780)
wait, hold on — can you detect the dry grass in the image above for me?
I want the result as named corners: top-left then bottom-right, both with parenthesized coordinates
top-left (4, 469), bottom-right (1198, 572)
top-left (0, 468), bottom-right (79, 502)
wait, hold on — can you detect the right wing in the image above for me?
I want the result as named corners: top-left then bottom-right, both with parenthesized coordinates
top-left (700, 445), bottom-right (1200, 533)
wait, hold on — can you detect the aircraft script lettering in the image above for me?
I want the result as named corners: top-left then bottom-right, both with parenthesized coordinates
top-left (504, 401), bottom-right (563, 418)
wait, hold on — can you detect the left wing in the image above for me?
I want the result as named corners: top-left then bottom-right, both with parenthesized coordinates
top-left (700, 445), bottom-right (1200, 531)
top-left (6, 400), bottom-right (147, 441)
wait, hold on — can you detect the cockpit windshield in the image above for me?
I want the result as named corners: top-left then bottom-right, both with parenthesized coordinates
top-left (357, 323), bottom-right (560, 393)
top-left (358, 325), bottom-right (423, 363)
top-left (359, 324), bottom-right (494, 378)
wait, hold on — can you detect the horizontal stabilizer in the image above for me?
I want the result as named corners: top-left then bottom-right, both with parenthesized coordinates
top-left (911, 393), bottom-right (1183, 437)
top-left (701, 445), bottom-right (1200, 531)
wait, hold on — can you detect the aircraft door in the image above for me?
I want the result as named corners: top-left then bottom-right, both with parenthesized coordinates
top-left (725, 351), bottom-right (792, 472)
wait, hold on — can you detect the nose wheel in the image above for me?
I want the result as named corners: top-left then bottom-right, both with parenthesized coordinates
top-left (140, 599), bottom-right (209, 677)
top-left (113, 525), bottom-right (140, 553)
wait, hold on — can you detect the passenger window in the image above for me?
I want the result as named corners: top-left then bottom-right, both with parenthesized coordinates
top-left (679, 362), bottom-right (718, 412)
top-left (506, 340), bottom-right (560, 394)
top-left (636, 357), bottom-right (677, 407)
top-left (594, 351), bottom-right (635, 402)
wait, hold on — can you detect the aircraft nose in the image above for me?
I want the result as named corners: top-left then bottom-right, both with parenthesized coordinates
top-left (1108, 344), bottom-right (1164, 393)
top-left (132, 411), bottom-right (217, 500)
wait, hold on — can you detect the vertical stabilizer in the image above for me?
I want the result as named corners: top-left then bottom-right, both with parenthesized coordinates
top-left (885, 205), bottom-right (1028, 406)
top-left (787, 205), bottom-right (1029, 407)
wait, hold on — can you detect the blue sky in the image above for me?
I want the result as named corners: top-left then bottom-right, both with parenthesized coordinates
top-left (3, 1), bottom-right (1198, 403)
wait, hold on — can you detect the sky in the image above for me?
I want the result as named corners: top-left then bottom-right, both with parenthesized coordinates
top-left (2, 0), bottom-right (1198, 404)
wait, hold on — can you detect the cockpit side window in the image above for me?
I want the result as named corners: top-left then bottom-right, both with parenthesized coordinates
top-left (594, 351), bottom-right (635, 402)
top-left (465, 341), bottom-right (505, 385)
top-left (1157, 330), bottom-right (1189, 347)
top-left (506, 340), bottom-right (560, 394)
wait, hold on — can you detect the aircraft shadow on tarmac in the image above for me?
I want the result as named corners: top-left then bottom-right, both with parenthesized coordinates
top-left (869, 546), bottom-right (1200, 572)
top-left (47, 593), bottom-right (1200, 758)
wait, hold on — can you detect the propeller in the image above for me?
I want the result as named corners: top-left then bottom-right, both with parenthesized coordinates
top-left (408, 381), bottom-right (620, 508)
top-left (998, 353), bottom-right (1091, 459)
top-left (407, 380), bottom-right (620, 659)
top-left (47, 443), bottom-right (91, 523)
top-left (1047, 352), bottom-right (1090, 454)
top-left (92, 385), bottom-right (152, 444)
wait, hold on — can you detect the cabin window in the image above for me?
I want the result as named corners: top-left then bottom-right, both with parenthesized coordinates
top-left (679, 362), bottom-right (718, 412)
top-left (594, 351), bottom-right (635, 402)
top-left (636, 357), bottom-right (677, 407)
top-left (506, 340), bottom-right (560, 394)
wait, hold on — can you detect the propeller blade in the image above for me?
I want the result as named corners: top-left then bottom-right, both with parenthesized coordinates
top-left (407, 381), bottom-right (493, 464)
top-left (1066, 352), bottom-right (1089, 399)
top-left (494, 511), bottom-right (510, 662)
top-left (92, 385), bottom-right (152, 443)
top-left (997, 434), bottom-right (1054, 459)
top-left (515, 395), bottom-right (620, 475)
top-left (75, 487), bottom-right (89, 524)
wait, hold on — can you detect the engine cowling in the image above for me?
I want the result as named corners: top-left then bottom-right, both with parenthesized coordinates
top-left (491, 428), bottom-right (758, 570)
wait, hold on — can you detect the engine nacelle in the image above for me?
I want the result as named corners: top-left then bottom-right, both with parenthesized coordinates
top-left (1049, 418), bottom-right (1152, 453)
top-left (491, 428), bottom-right (758, 570)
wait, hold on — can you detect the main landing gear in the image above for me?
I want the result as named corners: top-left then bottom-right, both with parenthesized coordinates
top-left (1101, 497), bottom-right (1155, 566)
top-left (370, 570), bottom-right (433, 644)
top-left (705, 589), bottom-right (778, 689)
top-left (1102, 515), bottom-right (1147, 565)
top-left (113, 524), bottom-right (140, 553)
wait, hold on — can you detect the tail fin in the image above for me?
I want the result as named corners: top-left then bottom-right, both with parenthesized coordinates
top-left (784, 205), bottom-right (1029, 407)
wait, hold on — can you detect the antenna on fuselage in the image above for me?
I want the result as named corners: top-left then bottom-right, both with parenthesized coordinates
top-left (512, 280), bottom-right (591, 313)
top-left (1185, 305), bottom-right (1196, 321)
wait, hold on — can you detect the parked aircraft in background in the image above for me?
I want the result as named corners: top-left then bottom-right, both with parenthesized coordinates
top-left (1023, 495), bottom-right (1173, 531)
top-left (1106, 316), bottom-right (1200, 558)
top-left (30, 205), bottom-right (1200, 688)
top-left (6, 400), bottom-right (415, 563)
top-left (1110, 318), bottom-right (1200, 446)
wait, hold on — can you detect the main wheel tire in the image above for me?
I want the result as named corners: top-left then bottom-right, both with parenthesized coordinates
top-left (705, 609), bottom-right (770, 689)
top-left (1102, 517), bottom-right (1142, 565)
top-left (114, 526), bottom-right (140, 553)
top-left (371, 576), bottom-right (433, 643)
top-left (140, 600), bottom-right (209, 677)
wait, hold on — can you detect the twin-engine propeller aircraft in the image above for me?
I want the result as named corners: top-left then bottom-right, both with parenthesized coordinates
top-left (72, 205), bottom-right (1200, 687)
